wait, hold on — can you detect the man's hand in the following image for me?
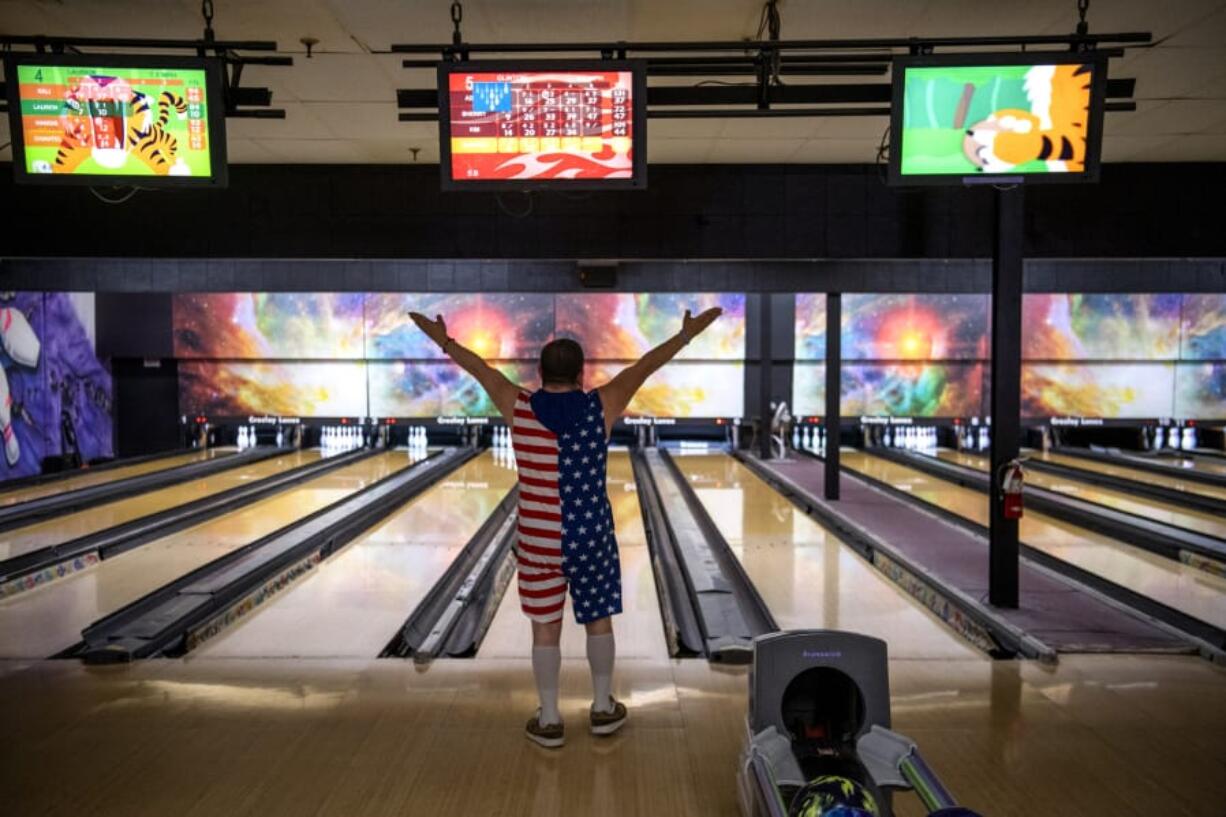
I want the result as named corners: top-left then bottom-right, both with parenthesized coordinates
top-left (409, 312), bottom-right (449, 349)
top-left (681, 307), bottom-right (722, 342)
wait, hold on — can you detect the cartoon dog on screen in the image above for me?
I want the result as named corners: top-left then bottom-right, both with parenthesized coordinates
top-left (963, 63), bottom-right (1093, 173)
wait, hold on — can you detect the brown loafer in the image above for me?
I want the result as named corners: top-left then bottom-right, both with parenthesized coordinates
top-left (525, 711), bottom-right (565, 748)
top-left (589, 699), bottom-right (627, 736)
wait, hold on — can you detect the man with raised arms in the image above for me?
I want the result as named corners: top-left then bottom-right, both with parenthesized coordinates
top-left (410, 306), bottom-right (722, 747)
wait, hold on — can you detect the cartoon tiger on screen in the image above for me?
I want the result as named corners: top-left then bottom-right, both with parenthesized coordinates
top-left (963, 63), bottom-right (1093, 173)
top-left (48, 76), bottom-right (192, 177)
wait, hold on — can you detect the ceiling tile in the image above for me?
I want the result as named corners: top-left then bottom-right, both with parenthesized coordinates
top-left (0, 0), bottom-right (1222, 163)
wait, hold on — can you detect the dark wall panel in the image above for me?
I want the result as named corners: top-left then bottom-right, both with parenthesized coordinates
top-left (4, 257), bottom-right (1222, 295)
top-left (97, 293), bottom-right (173, 359)
top-left (3, 163), bottom-right (1225, 261)
top-left (110, 358), bottom-right (180, 457)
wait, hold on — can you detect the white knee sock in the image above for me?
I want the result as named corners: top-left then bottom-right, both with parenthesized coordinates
top-left (532, 645), bottom-right (562, 725)
top-left (586, 633), bottom-right (616, 713)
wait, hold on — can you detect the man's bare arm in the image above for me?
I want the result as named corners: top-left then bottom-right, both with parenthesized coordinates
top-left (409, 312), bottom-right (520, 423)
top-left (598, 307), bottom-right (722, 435)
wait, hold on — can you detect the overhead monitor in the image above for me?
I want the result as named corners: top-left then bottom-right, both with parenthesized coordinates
top-left (889, 52), bottom-right (1107, 186)
top-left (4, 53), bottom-right (228, 187)
top-left (437, 60), bottom-right (646, 190)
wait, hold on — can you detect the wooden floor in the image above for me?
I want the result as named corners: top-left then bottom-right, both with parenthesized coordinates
top-left (936, 449), bottom-right (1226, 540)
top-left (0, 449), bottom-right (321, 561)
top-left (1033, 450), bottom-right (1226, 502)
top-left (0, 451), bottom-right (405, 659)
top-left (4, 447), bottom-right (1226, 816)
top-left (840, 449), bottom-right (1226, 629)
top-left (2, 652), bottom-right (1224, 817)
top-left (0, 448), bottom-right (222, 508)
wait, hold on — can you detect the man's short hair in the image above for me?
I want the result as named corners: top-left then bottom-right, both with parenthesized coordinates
top-left (540, 338), bottom-right (584, 386)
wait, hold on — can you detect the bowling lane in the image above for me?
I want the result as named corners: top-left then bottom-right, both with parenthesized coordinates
top-left (479, 451), bottom-right (670, 660)
top-left (1032, 451), bottom-right (1226, 503)
top-left (841, 450), bottom-right (1226, 630)
top-left (195, 450), bottom-right (518, 658)
top-left (0, 450), bottom-right (413, 658)
top-left (675, 453), bottom-right (980, 661)
top-left (0, 449), bottom-right (321, 561)
top-left (935, 449), bottom-right (1226, 541)
top-left (0, 448), bottom-right (225, 508)
top-left (1158, 453), bottom-right (1226, 477)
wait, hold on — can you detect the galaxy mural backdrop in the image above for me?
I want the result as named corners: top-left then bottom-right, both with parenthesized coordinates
top-left (174, 292), bottom-right (746, 419)
top-left (793, 293), bottom-right (989, 418)
top-left (793, 292), bottom-right (1226, 420)
top-left (0, 293), bottom-right (113, 480)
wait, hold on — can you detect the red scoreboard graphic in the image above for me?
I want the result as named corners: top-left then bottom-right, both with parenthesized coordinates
top-left (443, 69), bottom-right (636, 182)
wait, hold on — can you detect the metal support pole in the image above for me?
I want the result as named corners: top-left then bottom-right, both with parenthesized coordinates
top-left (759, 294), bottom-right (773, 459)
top-left (824, 293), bottom-right (841, 500)
top-left (989, 187), bottom-right (1024, 608)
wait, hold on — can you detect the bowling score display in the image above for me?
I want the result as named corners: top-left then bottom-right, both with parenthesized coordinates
top-left (437, 61), bottom-right (647, 190)
top-left (4, 53), bottom-right (228, 187)
top-left (888, 51), bottom-right (1107, 185)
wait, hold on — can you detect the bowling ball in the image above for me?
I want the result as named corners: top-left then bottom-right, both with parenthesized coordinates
top-left (787, 775), bottom-right (880, 817)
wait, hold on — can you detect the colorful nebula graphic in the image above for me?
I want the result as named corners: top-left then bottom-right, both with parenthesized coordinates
top-left (794, 293), bottom-right (827, 360)
top-left (1175, 363), bottom-right (1226, 419)
top-left (842, 364), bottom-right (984, 417)
top-left (843, 294), bottom-right (989, 360)
top-left (793, 363), bottom-right (982, 418)
top-left (174, 291), bottom-right (750, 419)
top-left (179, 362), bottom-right (368, 417)
top-left (366, 293), bottom-right (553, 360)
top-left (1021, 363), bottom-right (1175, 418)
top-left (792, 364), bottom-right (826, 417)
top-left (369, 361), bottom-right (538, 418)
top-left (173, 293), bottom-right (366, 359)
top-left (1181, 294), bottom-right (1226, 360)
top-left (557, 293), bottom-right (745, 360)
top-left (588, 362), bottom-right (744, 418)
top-left (1022, 294), bottom-right (1182, 360)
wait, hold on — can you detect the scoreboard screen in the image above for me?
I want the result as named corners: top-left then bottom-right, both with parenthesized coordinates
top-left (438, 60), bottom-right (646, 190)
top-left (4, 53), bottom-right (228, 188)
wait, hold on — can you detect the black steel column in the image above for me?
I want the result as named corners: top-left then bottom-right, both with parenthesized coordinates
top-left (758, 294), bottom-right (773, 459)
top-left (989, 187), bottom-right (1024, 608)
top-left (824, 292), bottom-right (841, 500)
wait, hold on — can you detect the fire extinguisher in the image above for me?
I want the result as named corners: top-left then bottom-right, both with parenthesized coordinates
top-left (999, 459), bottom-right (1025, 520)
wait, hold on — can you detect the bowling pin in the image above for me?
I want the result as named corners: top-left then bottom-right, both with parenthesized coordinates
top-left (1188, 427), bottom-right (1198, 450)
top-left (0, 368), bottom-right (20, 466)
top-left (0, 307), bottom-right (40, 369)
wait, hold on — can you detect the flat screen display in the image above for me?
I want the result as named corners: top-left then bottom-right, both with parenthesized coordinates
top-left (889, 52), bottom-right (1105, 185)
top-left (5, 54), bottom-right (227, 187)
top-left (438, 61), bottom-right (646, 190)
